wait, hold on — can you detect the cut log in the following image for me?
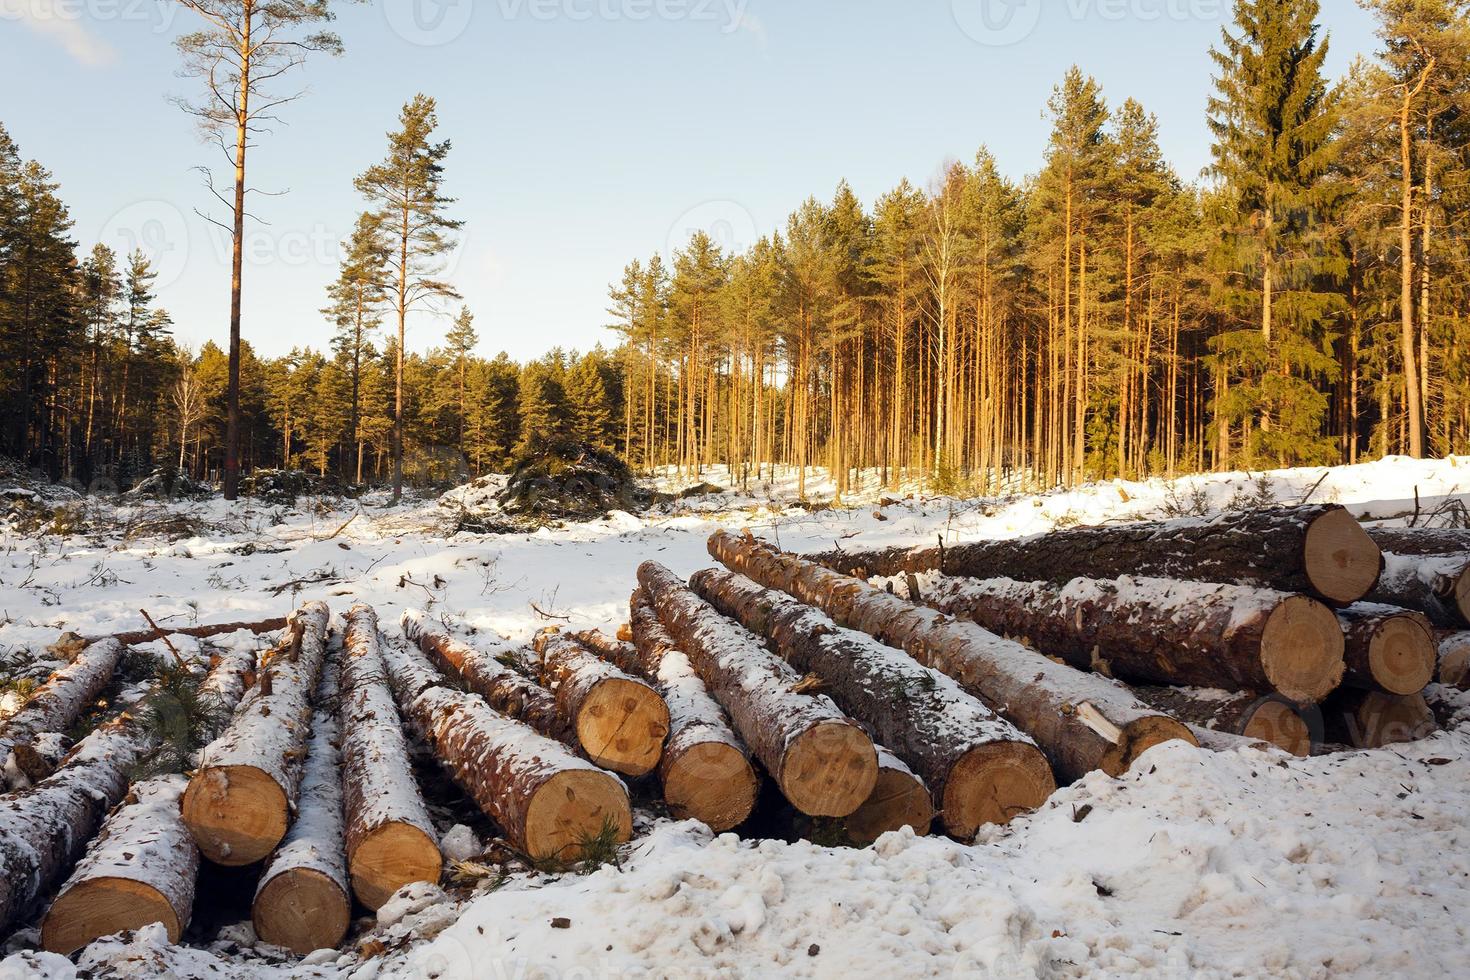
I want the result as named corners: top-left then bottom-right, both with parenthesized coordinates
top-left (844, 748), bottom-right (934, 845)
top-left (252, 658), bottom-right (350, 957)
top-left (577, 612), bottom-right (759, 833)
top-left (1133, 687), bottom-right (1313, 757)
top-left (0, 638), bottom-right (126, 769)
top-left (402, 611), bottom-right (570, 742)
top-left (1438, 632), bottom-right (1470, 690)
top-left (342, 606), bottom-right (441, 911)
top-left (1364, 529), bottom-right (1470, 628)
top-left (815, 505), bottom-right (1383, 607)
top-left (638, 562), bottom-right (878, 818)
top-left (709, 532), bottom-right (1197, 783)
top-left (1324, 690), bottom-right (1437, 749)
top-left (1336, 605), bottom-right (1437, 696)
top-left (197, 647), bottom-right (259, 729)
top-left (687, 568), bottom-right (1055, 837)
top-left (533, 631), bottom-right (670, 778)
top-left (105, 617), bottom-right (289, 648)
top-left (380, 639), bottom-right (631, 861)
top-left (182, 602), bottom-right (330, 867)
top-left (40, 775), bottom-right (199, 956)
top-left (890, 572), bottom-right (1344, 705)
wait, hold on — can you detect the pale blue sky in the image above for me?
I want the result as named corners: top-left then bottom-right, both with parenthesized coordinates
top-left (0, 0), bottom-right (1379, 361)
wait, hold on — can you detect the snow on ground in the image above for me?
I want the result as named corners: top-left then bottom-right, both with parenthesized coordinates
top-left (0, 457), bottom-right (1467, 978)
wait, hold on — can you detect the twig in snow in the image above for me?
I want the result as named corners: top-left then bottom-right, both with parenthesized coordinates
top-left (139, 609), bottom-right (188, 667)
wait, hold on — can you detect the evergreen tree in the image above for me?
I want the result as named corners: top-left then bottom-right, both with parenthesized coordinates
top-left (444, 305), bottom-right (479, 445)
top-left (326, 211), bottom-right (389, 482)
top-left (515, 354), bottom-right (569, 456)
top-left (566, 350), bottom-right (614, 449)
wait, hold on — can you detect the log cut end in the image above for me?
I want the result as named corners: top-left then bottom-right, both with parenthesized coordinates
top-left (845, 763), bottom-right (934, 845)
top-left (1303, 509), bottom-right (1383, 605)
top-left (1239, 699), bottom-right (1313, 758)
top-left (942, 741), bottom-right (1056, 838)
top-left (1440, 634), bottom-right (1470, 690)
top-left (662, 741), bottom-right (759, 833)
top-left (1100, 716), bottom-right (1198, 777)
top-left (575, 677), bottom-right (670, 778)
top-left (41, 877), bottom-right (184, 956)
top-left (1362, 613), bottom-right (1437, 696)
top-left (1260, 596), bottom-right (1347, 703)
top-left (778, 721), bottom-right (878, 818)
top-left (181, 765), bottom-right (287, 867)
top-left (524, 769), bottom-right (633, 861)
top-left (252, 868), bottom-right (351, 956)
top-left (349, 822), bottom-right (445, 911)
top-left (1331, 691), bottom-right (1437, 750)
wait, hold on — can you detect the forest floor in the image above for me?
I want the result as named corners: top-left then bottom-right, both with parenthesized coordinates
top-left (1, 457), bottom-right (1468, 979)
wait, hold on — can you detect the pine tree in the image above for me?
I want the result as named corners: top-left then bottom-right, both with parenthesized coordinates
top-left (515, 354), bottom-right (569, 457)
top-left (566, 351), bottom-right (614, 449)
top-left (326, 211), bottom-right (389, 483)
top-left (445, 305), bottom-right (479, 446)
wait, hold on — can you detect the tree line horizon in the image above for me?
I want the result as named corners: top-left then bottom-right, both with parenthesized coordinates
top-left (0, 0), bottom-right (1467, 501)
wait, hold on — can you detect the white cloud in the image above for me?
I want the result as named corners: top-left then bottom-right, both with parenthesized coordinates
top-left (2, 0), bottom-right (118, 68)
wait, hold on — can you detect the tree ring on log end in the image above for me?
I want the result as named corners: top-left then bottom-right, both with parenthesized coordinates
top-left (1260, 597), bottom-right (1346, 703)
top-left (1241, 699), bottom-right (1312, 757)
top-left (1441, 639), bottom-right (1470, 689)
top-left (1101, 717), bottom-right (1197, 776)
top-left (778, 721), bottom-right (878, 818)
top-left (252, 868), bottom-right (350, 957)
top-left (181, 765), bottom-right (287, 866)
top-left (349, 822), bottom-right (444, 911)
top-left (1303, 509), bottom-right (1382, 604)
top-left (41, 878), bottom-right (182, 956)
top-left (662, 741), bottom-right (759, 833)
top-left (523, 769), bottom-right (632, 861)
top-left (1349, 692), bottom-right (1437, 749)
top-left (845, 768), bottom-right (934, 845)
top-left (1367, 615), bottom-right (1437, 696)
top-left (576, 678), bottom-right (670, 778)
top-left (942, 741), bottom-right (1056, 839)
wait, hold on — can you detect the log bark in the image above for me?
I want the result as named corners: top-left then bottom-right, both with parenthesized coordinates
top-left (0, 638), bottom-right (125, 771)
top-left (577, 612), bottom-right (759, 833)
top-left (1438, 632), bottom-right (1470, 690)
top-left (402, 611), bottom-right (570, 742)
top-left (104, 617), bottom-right (289, 648)
top-left (1324, 690), bottom-right (1437, 749)
top-left (252, 660), bottom-right (350, 957)
top-left (41, 776), bottom-right (199, 956)
top-left (710, 531), bottom-right (1196, 783)
top-left (637, 561), bottom-right (878, 818)
top-left (1364, 528), bottom-right (1470, 628)
top-left (815, 505), bottom-right (1383, 607)
top-left (380, 639), bottom-right (631, 861)
top-left (687, 569), bottom-right (1055, 837)
top-left (198, 647), bottom-right (259, 728)
top-left (1133, 687), bottom-right (1313, 757)
top-left (893, 572), bottom-right (1344, 705)
top-left (533, 631), bottom-right (670, 778)
top-left (844, 748), bottom-right (934, 845)
top-left (342, 606), bottom-right (441, 910)
top-left (1337, 604), bottom-right (1437, 696)
top-left (182, 602), bottom-right (330, 866)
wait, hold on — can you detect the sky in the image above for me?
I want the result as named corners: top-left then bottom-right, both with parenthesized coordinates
top-left (0, 0), bottom-right (1381, 363)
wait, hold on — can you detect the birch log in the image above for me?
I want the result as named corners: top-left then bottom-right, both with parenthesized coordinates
top-left (710, 532), bottom-right (1196, 782)
top-left (41, 776), bottom-right (199, 955)
top-left (182, 602), bottom-right (330, 866)
top-left (815, 505), bottom-right (1383, 607)
top-left (638, 561), bottom-right (878, 818)
top-left (380, 639), bottom-right (631, 861)
top-left (342, 606), bottom-right (441, 910)
top-left (1336, 604), bottom-right (1437, 696)
top-left (688, 568), bottom-right (1055, 837)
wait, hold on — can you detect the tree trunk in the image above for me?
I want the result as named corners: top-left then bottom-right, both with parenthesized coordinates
top-left (1364, 528), bottom-right (1470, 628)
top-left (813, 505), bottom-right (1383, 607)
top-left (223, 14), bottom-right (252, 502)
top-left (1336, 604), bottom-right (1437, 696)
top-left (0, 638), bottom-right (125, 774)
top-left (182, 602), bottom-right (330, 866)
top-left (1324, 690), bottom-right (1436, 750)
top-left (40, 776), bottom-right (198, 956)
top-left (252, 660), bottom-right (350, 957)
top-left (709, 532), bottom-right (1195, 783)
top-left (533, 631), bottom-right (670, 778)
top-left (1132, 687), bottom-right (1312, 757)
top-left (1435, 631), bottom-right (1470, 690)
top-left (637, 561), bottom-right (878, 818)
top-left (198, 646), bottom-right (260, 723)
top-left (896, 571), bottom-right (1344, 705)
top-left (342, 607), bottom-right (441, 910)
top-left (687, 568), bottom-right (1054, 838)
top-left (844, 748), bottom-right (934, 845)
top-left (576, 607), bottom-right (758, 834)
top-left (380, 640), bottom-right (631, 861)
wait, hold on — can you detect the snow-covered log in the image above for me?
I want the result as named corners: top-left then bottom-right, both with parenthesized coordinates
top-left (107, 617), bottom-right (289, 648)
top-left (1324, 690), bottom-right (1437, 749)
top-left (815, 505), bottom-right (1383, 607)
top-left (342, 607), bottom-right (441, 911)
top-left (709, 532), bottom-right (1197, 783)
top-left (844, 748), bottom-right (934, 845)
top-left (578, 602), bottom-right (760, 833)
top-left (1438, 632), bottom-right (1470, 690)
top-left (638, 561), bottom-right (878, 818)
top-left (402, 611), bottom-right (569, 743)
top-left (890, 572), bottom-right (1344, 705)
top-left (380, 639), bottom-right (631, 862)
top-left (533, 631), bottom-right (670, 778)
top-left (1336, 604), bottom-right (1437, 696)
top-left (1133, 687), bottom-right (1313, 757)
top-left (182, 601), bottom-right (330, 866)
top-left (40, 776), bottom-right (198, 956)
top-left (252, 659), bottom-right (350, 957)
top-left (0, 638), bottom-right (125, 770)
top-left (197, 647), bottom-right (259, 729)
top-left (688, 569), bottom-right (1055, 838)
top-left (1364, 528), bottom-right (1470, 628)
